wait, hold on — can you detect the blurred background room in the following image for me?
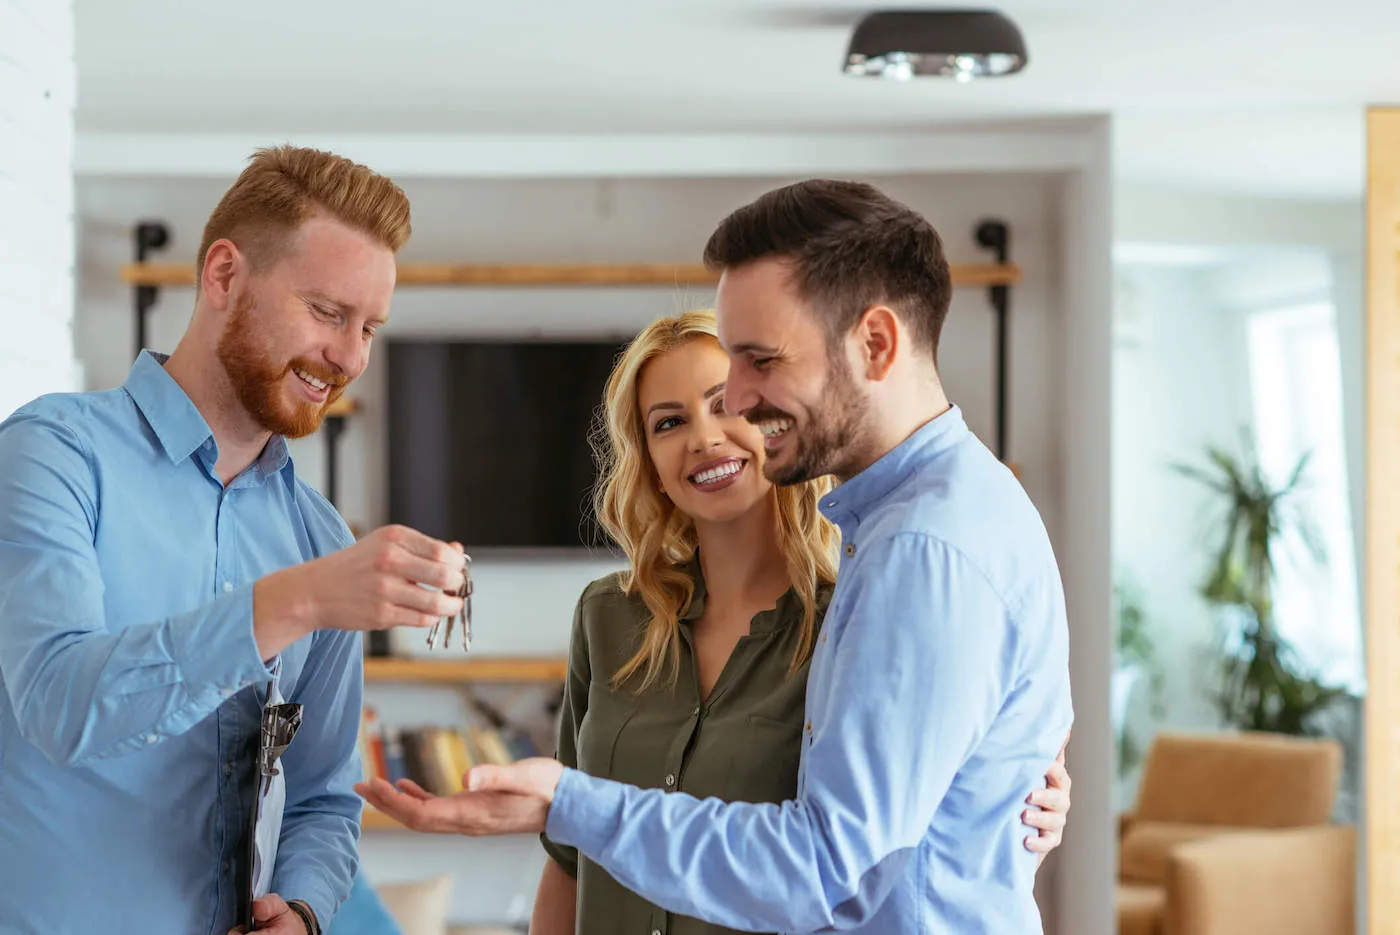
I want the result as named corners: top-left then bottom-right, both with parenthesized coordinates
top-left (5, 1), bottom-right (1399, 932)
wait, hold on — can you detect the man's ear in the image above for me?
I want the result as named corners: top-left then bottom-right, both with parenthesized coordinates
top-left (853, 305), bottom-right (899, 381)
top-left (200, 239), bottom-right (242, 313)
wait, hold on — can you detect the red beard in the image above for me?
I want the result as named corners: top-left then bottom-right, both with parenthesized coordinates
top-left (216, 295), bottom-right (347, 439)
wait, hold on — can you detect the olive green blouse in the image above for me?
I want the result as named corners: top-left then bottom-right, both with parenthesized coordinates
top-left (541, 559), bottom-right (832, 935)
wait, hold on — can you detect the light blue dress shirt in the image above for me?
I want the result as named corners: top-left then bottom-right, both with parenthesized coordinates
top-left (546, 405), bottom-right (1074, 934)
top-left (0, 351), bottom-right (364, 933)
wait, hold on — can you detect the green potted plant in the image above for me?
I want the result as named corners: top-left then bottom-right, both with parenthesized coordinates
top-left (1172, 432), bottom-right (1346, 735)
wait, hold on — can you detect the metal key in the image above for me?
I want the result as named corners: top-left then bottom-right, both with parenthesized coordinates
top-left (426, 553), bottom-right (473, 651)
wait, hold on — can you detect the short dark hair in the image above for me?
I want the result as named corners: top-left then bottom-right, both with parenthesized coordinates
top-left (703, 179), bottom-right (952, 359)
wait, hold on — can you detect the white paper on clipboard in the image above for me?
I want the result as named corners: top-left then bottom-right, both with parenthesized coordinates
top-left (250, 662), bottom-right (289, 904)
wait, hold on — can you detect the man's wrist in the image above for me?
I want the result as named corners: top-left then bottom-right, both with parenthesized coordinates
top-left (286, 899), bottom-right (319, 935)
top-left (252, 568), bottom-right (318, 650)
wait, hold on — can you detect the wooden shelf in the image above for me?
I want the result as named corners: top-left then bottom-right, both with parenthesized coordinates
top-left (361, 807), bottom-right (407, 831)
top-left (363, 656), bottom-right (568, 684)
top-left (326, 396), bottom-right (358, 417)
top-left (119, 261), bottom-right (1021, 289)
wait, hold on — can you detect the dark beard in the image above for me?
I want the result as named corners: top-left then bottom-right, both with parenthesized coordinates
top-left (756, 357), bottom-right (869, 487)
top-left (216, 295), bottom-right (346, 439)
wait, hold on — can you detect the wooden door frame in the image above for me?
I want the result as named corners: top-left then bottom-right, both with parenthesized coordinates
top-left (1365, 105), bottom-right (1400, 933)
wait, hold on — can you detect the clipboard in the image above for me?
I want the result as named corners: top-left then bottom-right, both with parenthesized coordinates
top-left (240, 677), bottom-right (303, 931)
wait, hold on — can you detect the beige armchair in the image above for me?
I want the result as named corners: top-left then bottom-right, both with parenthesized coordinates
top-left (1117, 731), bottom-right (1355, 935)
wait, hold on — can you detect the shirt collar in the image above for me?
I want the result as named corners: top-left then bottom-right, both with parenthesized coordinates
top-left (819, 404), bottom-right (969, 530)
top-left (680, 553), bottom-right (708, 622)
top-left (123, 350), bottom-right (291, 478)
top-left (246, 435), bottom-right (292, 481)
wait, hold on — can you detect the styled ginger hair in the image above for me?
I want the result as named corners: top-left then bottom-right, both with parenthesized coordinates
top-left (197, 144), bottom-right (412, 277)
top-left (593, 309), bottom-right (840, 693)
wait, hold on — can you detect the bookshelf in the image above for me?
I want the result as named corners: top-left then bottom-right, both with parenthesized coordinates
top-left (359, 655), bottom-right (568, 833)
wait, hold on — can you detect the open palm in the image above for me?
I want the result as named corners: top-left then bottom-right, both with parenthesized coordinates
top-left (355, 766), bottom-right (555, 836)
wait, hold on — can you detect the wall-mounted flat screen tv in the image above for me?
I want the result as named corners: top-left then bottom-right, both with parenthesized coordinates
top-left (386, 339), bottom-right (629, 550)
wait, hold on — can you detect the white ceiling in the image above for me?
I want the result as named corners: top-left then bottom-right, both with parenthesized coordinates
top-left (74, 0), bottom-right (1395, 198)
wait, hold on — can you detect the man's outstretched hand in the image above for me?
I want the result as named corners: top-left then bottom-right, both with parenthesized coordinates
top-left (354, 758), bottom-right (565, 836)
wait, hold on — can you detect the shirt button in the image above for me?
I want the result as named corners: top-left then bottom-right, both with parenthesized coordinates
top-left (224, 763), bottom-right (233, 777)
top-left (691, 705), bottom-right (701, 717)
top-left (145, 734), bottom-right (159, 744)
top-left (222, 860), bottom-right (230, 873)
top-left (223, 581), bottom-right (234, 593)
top-left (652, 930), bottom-right (662, 935)
top-left (844, 543), bottom-right (855, 557)
top-left (821, 632), bottom-right (828, 645)
top-left (664, 773), bottom-right (676, 787)
top-left (825, 500), bottom-right (836, 508)
top-left (804, 721), bottom-right (812, 735)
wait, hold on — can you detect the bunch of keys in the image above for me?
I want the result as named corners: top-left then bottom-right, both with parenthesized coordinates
top-left (426, 552), bottom-right (473, 651)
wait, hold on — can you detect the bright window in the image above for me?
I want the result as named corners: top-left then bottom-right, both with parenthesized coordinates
top-left (1246, 302), bottom-right (1362, 690)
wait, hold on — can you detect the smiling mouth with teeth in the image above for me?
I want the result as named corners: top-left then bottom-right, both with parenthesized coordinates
top-left (688, 458), bottom-right (746, 487)
top-left (293, 366), bottom-right (334, 395)
top-left (757, 418), bottom-right (795, 440)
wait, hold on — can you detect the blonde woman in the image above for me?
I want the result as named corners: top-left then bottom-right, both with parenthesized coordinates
top-left (526, 310), bottom-right (1070, 935)
top-left (359, 310), bottom-right (1071, 933)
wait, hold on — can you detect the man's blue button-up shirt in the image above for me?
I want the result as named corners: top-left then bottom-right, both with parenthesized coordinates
top-left (0, 351), bottom-right (364, 932)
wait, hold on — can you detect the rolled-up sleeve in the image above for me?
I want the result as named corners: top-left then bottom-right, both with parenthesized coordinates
top-left (545, 534), bottom-right (1019, 932)
top-left (0, 414), bottom-right (271, 767)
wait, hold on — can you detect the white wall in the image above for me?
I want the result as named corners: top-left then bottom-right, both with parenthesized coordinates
top-left (1053, 123), bottom-right (1117, 935)
top-left (1115, 184), bottom-right (1361, 250)
top-left (0, 0), bottom-right (81, 417)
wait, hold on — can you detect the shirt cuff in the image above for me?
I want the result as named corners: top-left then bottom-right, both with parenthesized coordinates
top-left (539, 829), bottom-right (579, 879)
top-left (544, 767), bottom-right (626, 856)
top-left (171, 584), bottom-right (274, 704)
top-left (278, 878), bottom-right (335, 935)
top-left (288, 899), bottom-right (320, 935)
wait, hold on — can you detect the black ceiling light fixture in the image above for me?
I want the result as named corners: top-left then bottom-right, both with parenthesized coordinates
top-left (843, 9), bottom-right (1028, 82)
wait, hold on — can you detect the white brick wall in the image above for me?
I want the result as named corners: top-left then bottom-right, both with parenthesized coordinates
top-left (0, 0), bottom-right (80, 420)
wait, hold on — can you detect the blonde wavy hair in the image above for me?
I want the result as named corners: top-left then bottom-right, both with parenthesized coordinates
top-left (593, 309), bottom-right (840, 693)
